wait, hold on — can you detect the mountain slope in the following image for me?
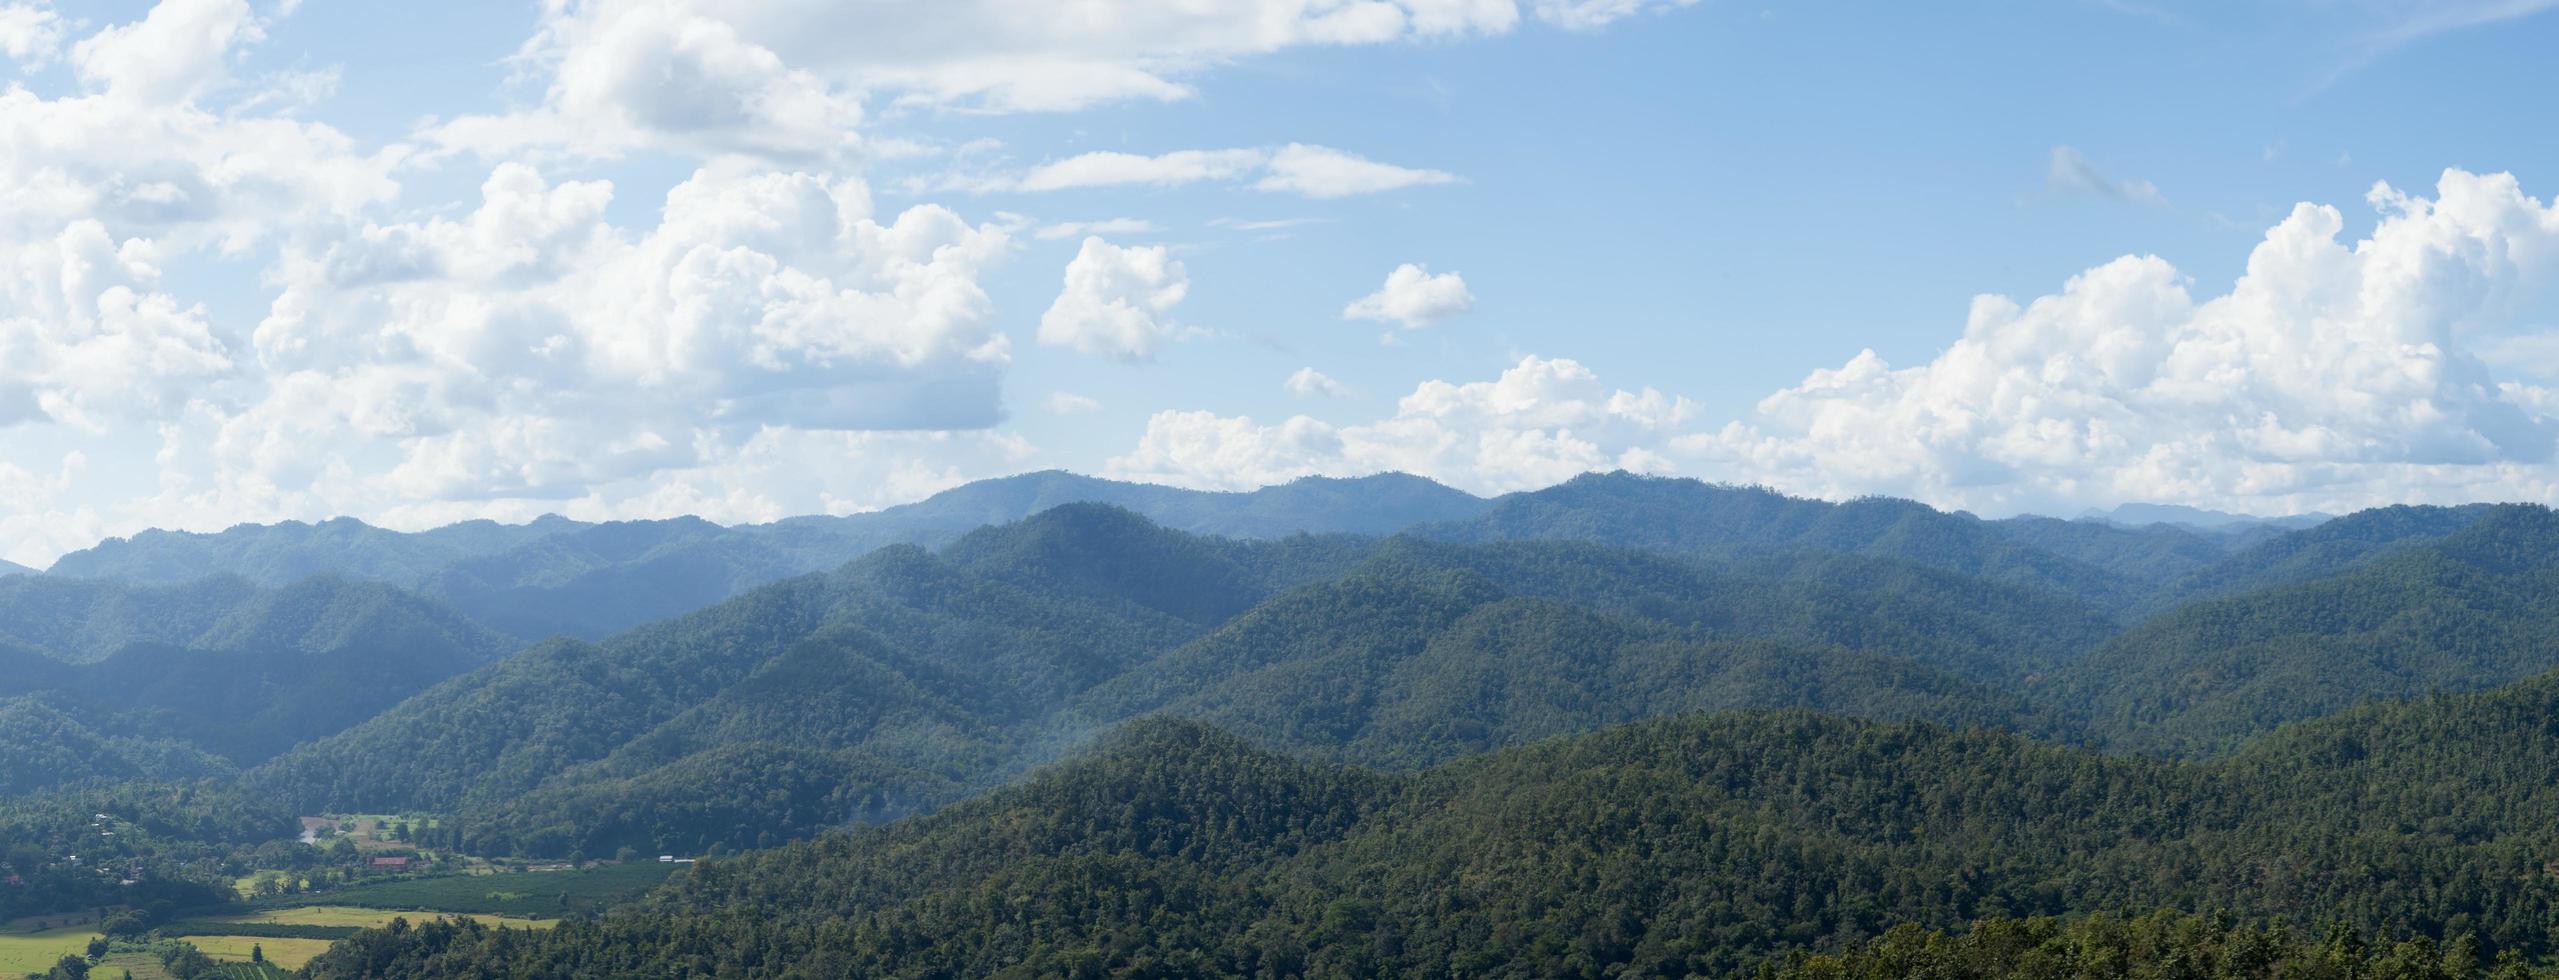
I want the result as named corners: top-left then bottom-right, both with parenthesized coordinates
top-left (0, 558), bottom-right (31, 576)
top-left (0, 697), bottom-right (231, 794)
top-left (44, 472), bottom-right (1491, 641)
top-left (1421, 472), bottom-right (2163, 612)
top-left (304, 696), bottom-right (2559, 979)
top-left (2050, 504), bottom-right (2559, 756)
top-left (0, 577), bottom-right (513, 772)
top-left (252, 504), bottom-right (2109, 858)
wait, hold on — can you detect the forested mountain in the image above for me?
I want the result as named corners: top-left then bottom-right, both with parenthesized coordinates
top-left (1416, 472), bottom-right (2273, 615)
top-left (42, 472), bottom-right (1490, 641)
top-left (302, 686), bottom-right (2559, 979)
top-left (2049, 504), bottom-right (2559, 756)
top-left (241, 504), bottom-right (2123, 858)
top-left (0, 577), bottom-right (512, 785)
top-left (0, 557), bottom-right (32, 576)
top-left (0, 698), bottom-right (230, 794)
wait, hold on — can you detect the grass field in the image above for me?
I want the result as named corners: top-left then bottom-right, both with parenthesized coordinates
top-left (96, 950), bottom-right (178, 979)
top-left (176, 904), bottom-right (556, 932)
top-left (0, 925), bottom-right (101, 975)
top-left (185, 935), bottom-right (336, 971)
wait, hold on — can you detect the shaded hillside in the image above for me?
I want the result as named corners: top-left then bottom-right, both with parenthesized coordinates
top-left (305, 696), bottom-right (2559, 979)
top-left (0, 577), bottom-right (513, 777)
top-left (2050, 504), bottom-right (2559, 757)
top-left (0, 697), bottom-right (230, 795)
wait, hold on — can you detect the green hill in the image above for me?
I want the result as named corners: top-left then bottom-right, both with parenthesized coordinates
top-left (2049, 504), bottom-right (2559, 756)
top-left (249, 505), bottom-right (2093, 858)
top-left (301, 690), bottom-right (2559, 978)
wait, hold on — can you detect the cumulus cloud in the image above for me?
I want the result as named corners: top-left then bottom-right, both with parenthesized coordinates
top-left (1110, 355), bottom-right (1694, 492)
top-left (237, 160), bottom-right (1016, 500)
top-left (971, 144), bottom-right (1458, 198)
top-left (0, 221), bottom-right (232, 429)
top-left (1286, 367), bottom-right (1352, 399)
top-left (2047, 145), bottom-right (2166, 206)
top-left (1038, 237), bottom-right (1191, 361)
top-left (0, 2), bottom-right (64, 70)
top-left (1698, 168), bottom-right (2559, 516)
top-left (1111, 169), bottom-right (2559, 518)
top-left (426, 0), bottom-right (862, 161)
top-left (1344, 263), bottom-right (1475, 329)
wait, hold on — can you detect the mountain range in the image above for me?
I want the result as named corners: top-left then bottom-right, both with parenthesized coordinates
top-left (14, 468), bottom-right (2559, 977)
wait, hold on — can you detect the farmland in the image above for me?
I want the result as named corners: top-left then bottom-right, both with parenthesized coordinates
top-left (0, 924), bottom-right (100, 976)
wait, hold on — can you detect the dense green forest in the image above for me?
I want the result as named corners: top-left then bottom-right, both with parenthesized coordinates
top-left (240, 502), bottom-right (2144, 857)
top-left (297, 677), bottom-right (2559, 978)
top-left (16, 472), bottom-right (2559, 978)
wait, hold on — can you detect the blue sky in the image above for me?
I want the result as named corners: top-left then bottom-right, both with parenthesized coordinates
top-left (3, 0), bottom-right (2558, 565)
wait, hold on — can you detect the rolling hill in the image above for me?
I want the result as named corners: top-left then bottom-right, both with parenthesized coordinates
top-left (247, 503), bottom-right (2115, 857)
top-left (0, 577), bottom-right (514, 783)
top-left (303, 678), bottom-right (2559, 978)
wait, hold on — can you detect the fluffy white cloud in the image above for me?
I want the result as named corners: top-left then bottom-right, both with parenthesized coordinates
top-left (1345, 263), bottom-right (1475, 329)
top-left (1038, 237), bottom-right (1191, 361)
top-left (0, 221), bottom-right (231, 429)
top-left (2047, 145), bottom-right (2165, 206)
top-left (1111, 355), bottom-right (1694, 492)
top-left (1286, 367), bottom-right (1352, 399)
top-left (428, 1), bottom-right (862, 161)
top-left (974, 144), bottom-right (1458, 199)
top-left (239, 160), bottom-right (1015, 499)
top-left (0, 2), bottom-right (64, 70)
top-left (1698, 168), bottom-right (2559, 516)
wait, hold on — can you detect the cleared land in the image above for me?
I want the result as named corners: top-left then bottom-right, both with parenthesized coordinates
top-left (249, 862), bottom-right (678, 917)
top-left (0, 925), bottom-right (101, 975)
top-left (186, 934), bottom-right (335, 971)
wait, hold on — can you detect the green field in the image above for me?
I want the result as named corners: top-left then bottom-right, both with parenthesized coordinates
top-left (95, 950), bottom-right (179, 980)
top-left (184, 935), bottom-right (335, 971)
top-left (251, 861), bottom-right (679, 917)
top-left (0, 925), bottom-right (101, 976)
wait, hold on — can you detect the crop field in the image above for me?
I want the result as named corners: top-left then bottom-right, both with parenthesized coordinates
top-left (184, 934), bottom-right (335, 971)
top-left (0, 925), bottom-right (101, 975)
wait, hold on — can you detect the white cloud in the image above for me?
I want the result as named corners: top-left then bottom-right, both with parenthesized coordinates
top-left (1344, 263), bottom-right (1475, 328)
top-left (1697, 168), bottom-right (2559, 516)
top-left (1255, 144), bottom-right (1460, 198)
top-left (968, 144), bottom-right (1458, 199)
top-left (1110, 355), bottom-right (1694, 492)
top-left (2047, 145), bottom-right (2166, 206)
top-left (1531, 0), bottom-right (1701, 32)
top-left (1038, 237), bottom-right (1191, 362)
top-left (1018, 149), bottom-right (1267, 191)
top-left (426, 1), bottom-right (862, 161)
top-left (1286, 367), bottom-right (1352, 399)
top-left (1034, 218), bottom-right (1164, 240)
top-left (0, 221), bottom-right (232, 429)
top-left (71, 0), bottom-right (261, 106)
top-left (0, 2), bottom-right (64, 70)
top-left (1045, 391), bottom-right (1104, 414)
